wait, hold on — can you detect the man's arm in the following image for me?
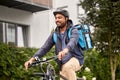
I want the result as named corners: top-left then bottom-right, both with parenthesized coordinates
top-left (24, 33), bottom-right (55, 69)
top-left (33, 33), bottom-right (55, 58)
top-left (66, 28), bottom-right (79, 51)
top-left (58, 28), bottom-right (79, 60)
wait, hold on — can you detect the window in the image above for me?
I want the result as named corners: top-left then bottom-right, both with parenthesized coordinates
top-left (0, 21), bottom-right (28, 47)
top-left (6, 23), bottom-right (16, 45)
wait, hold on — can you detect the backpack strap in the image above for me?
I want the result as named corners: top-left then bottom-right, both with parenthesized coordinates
top-left (53, 32), bottom-right (57, 43)
top-left (68, 27), bottom-right (72, 39)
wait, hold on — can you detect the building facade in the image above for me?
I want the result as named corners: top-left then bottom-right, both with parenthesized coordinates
top-left (0, 0), bottom-right (84, 48)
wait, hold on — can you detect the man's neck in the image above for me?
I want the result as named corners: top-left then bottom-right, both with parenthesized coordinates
top-left (60, 26), bottom-right (67, 33)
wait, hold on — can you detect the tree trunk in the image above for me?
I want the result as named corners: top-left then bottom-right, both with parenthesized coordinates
top-left (110, 55), bottom-right (118, 80)
top-left (109, 30), bottom-right (117, 80)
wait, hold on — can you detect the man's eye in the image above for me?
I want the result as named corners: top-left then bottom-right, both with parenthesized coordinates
top-left (58, 17), bottom-right (62, 19)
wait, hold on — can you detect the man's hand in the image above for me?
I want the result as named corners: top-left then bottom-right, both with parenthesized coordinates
top-left (24, 57), bottom-right (35, 70)
top-left (58, 48), bottom-right (69, 60)
top-left (58, 51), bottom-right (66, 60)
top-left (24, 61), bottom-right (31, 70)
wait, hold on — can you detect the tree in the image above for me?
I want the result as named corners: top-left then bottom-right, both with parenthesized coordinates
top-left (79, 0), bottom-right (120, 80)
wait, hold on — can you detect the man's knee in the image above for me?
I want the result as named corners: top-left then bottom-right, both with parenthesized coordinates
top-left (62, 62), bottom-right (74, 72)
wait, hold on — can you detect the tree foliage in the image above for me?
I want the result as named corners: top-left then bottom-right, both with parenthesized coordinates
top-left (79, 0), bottom-right (120, 80)
top-left (80, 0), bottom-right (120, 52)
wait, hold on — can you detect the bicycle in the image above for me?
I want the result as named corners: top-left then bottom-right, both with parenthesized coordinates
top-left (28, 56), bottom-right (84, 80)
top-left (28, 56), bottom-right (57, 80)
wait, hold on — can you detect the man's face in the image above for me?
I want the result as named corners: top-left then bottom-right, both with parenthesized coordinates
top-left (55, 14), bottom-right (68, 28)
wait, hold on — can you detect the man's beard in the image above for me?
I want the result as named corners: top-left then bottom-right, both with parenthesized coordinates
top-left (57, 23), bottom-right (66, 29)
top-left (56, 21), bottom-right (67, 29)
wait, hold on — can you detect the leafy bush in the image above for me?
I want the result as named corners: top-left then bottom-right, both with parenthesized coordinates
top-left (0, 42), bottom-right (58, 80)
top-left (77, 49), bottom-right (111, 80)
top-left (0, 42), bottom-right (38, 80)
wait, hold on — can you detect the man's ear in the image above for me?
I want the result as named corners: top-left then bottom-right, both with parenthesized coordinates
top-left (65, 17), bottom-right (69, 21)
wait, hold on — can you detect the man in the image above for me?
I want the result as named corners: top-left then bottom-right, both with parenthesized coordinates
top-left (24, 9), bottom-right (84, 80)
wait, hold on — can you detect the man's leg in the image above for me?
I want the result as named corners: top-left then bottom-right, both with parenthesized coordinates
top-left (60, 57), bottom-right (82, 80)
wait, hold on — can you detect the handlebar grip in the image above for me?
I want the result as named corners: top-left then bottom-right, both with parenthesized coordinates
top-left (28, 62), bottom-right (32, 68)
top-left (28, 61), bottom-right (39, 68)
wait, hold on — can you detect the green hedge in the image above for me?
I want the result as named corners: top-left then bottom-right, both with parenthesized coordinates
top-left (0, 42), bottom-right (58, 80)
top-left (0, 42), bottom-right (38, 80)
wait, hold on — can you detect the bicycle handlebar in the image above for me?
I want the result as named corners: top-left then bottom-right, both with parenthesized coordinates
top-left (28, 56), bottom-right (58, 68)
